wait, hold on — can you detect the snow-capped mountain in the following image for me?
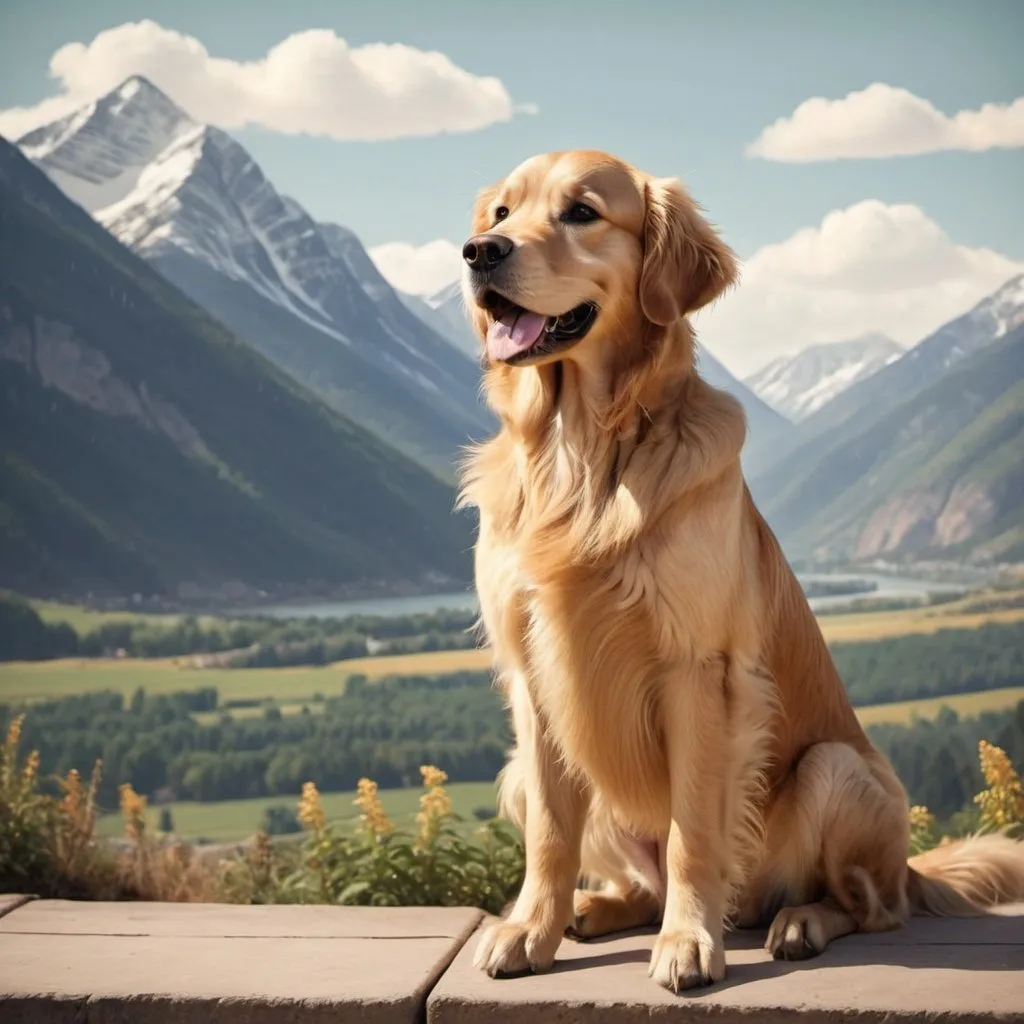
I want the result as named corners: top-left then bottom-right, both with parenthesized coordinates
top-left (16, 76), bottom-right (493, 476)
top-left (745, 333), bottom-right (904, 421)
top-left (780, 272), bottom-right (1024, 449)
top-left (749, 271), bottom-right (1024, 521)
top-left (901, 271), bottom-right (1024, 373)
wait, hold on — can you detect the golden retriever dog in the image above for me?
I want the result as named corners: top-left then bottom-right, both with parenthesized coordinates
top-left (455, 149), bottom-right (1024, 994)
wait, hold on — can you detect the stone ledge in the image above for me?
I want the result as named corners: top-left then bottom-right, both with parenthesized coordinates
top-left (0, 893), bottom-right (35, 921)
top-left (0, 899), bottom-right (482, 1024)
top-left (429, 905), bottom-right (1024, 1023)
top-left (0, 897), bottom-right (1021, 1023)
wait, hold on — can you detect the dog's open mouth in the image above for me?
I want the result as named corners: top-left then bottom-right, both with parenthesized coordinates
top-left (482, 290), bottom-right (598, 363)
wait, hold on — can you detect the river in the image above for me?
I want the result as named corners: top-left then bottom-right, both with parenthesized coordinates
top-left (236, 572), bottom-right (966, 621)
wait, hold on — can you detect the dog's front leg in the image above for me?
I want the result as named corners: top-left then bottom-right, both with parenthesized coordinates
top-left (649, 657), bottom-right (730, 993)
top-left (475, 695), bottom-right (588, 977)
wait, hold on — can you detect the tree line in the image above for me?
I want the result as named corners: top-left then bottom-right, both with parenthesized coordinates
top-left (4, 672), bottom-right (509, 808)
top-left (4, 671), bottom-right (1022, 827)
top-left (829, 621), bottom-right (1024, 705)
top-left (0, 594), bottom-right (478, 664)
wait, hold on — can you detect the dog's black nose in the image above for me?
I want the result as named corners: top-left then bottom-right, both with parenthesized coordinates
top-left (462, 233), bottom-right (513, 272)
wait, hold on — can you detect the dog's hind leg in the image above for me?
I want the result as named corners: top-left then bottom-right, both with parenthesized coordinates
top-left (567, 800), bottom-right (665, 940)
top-left (765, 900), bottom-right (858, 960)
top-left (569, 883), bottom-right (662, 939)
top-left (742, 741), bottom-right (911, 961)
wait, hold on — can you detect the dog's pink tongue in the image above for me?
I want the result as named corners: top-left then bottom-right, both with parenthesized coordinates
top-left (486, 309), bottom-right (548, 362)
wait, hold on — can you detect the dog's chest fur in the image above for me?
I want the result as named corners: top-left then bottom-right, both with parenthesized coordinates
top-left (474, 436), bottom-right (745, 830)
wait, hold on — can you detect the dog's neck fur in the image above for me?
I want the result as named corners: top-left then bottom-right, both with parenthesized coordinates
top-left (458, 318), bottom-right (747, 573)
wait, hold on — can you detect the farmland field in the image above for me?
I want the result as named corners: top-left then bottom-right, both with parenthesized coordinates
top-left (96, 780), bottom-right (500, 843)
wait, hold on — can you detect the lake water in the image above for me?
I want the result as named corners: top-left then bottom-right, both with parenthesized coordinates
top-left (239, 573), bottom-right (965, 620)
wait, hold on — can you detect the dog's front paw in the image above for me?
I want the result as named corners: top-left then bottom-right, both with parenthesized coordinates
top-left (648, 926), bottom-right (725, 993)
top-left (473, 919), bottom-right (562, 978)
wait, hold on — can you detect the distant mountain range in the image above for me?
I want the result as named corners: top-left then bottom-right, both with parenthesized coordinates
top-left (17, 76), bottom-right (493, 478)
top-left (750, 274), bottom-right (1024, 563)
top-left (745, 333), bottom-right (904, 421)
top-left (5, 72), bottom-right (1022, 593)
top-left (0, 136), bottom-right (471, 599)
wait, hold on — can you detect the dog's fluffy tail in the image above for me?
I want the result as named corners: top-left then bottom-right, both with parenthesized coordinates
top-left (907, 833), bottom-right (1024, 916)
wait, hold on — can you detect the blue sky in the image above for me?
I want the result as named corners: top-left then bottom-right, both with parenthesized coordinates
top-left (2, 0), bottom-right (1022, 372)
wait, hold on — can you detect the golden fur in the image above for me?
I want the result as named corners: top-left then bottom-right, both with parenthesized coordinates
top-left (456, 149), bottom-right (1024, 993)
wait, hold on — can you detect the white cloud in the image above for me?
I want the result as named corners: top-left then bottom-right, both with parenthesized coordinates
top-left (697, 200), bottom-right (1024, 376)
top-left (748, 83), bottom-right (1024, 162)
top-left (369, 239), bottom-right (464, 297)
top-left (0, 20), bottom-right (531, 141)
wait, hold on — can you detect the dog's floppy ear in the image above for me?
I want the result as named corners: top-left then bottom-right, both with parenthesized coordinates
top-left (639, 177), bottom-right (738, 326)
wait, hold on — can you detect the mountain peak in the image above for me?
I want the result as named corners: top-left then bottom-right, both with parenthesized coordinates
top-left (745, 332), bottom-right (906, 422)
top-left (16, 77), bottom-right (196, 215)
top-left (974, 272), bottom-right (1024, 338)
top-left (103, 74), bottom-right (190, 120)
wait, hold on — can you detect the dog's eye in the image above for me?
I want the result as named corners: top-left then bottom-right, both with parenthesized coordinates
top-left (561, 202), bottom-right (599, 224)
top-left (493, 205), bottom-right (509, 223)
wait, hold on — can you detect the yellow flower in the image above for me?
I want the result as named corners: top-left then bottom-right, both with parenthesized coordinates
top-left (21, 749), bottom-right (40, 787)
top-left (354, 777), bottom-right (393, 837)
top-left (1, 715), bottom-right (25, 790)
top-left (119, 782), bottom-right (148, 841)
top-left (416, 764), bottom-right (452, 849)
top-left (5, 714), bottom-right (23, 752)
top-left (974, 741), bottom-right (1024, 832)
top-left (908, 805), bottom-right (935, 832)
top-left (298, 781), bottom-right (326, 831)
top-left (61, 769), bottom-right (83, 817)
top-left (420, 765), bottom-right (448, 790)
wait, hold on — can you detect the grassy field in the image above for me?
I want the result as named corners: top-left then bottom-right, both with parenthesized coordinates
top-left (24, 596), bottom-right (184, 633)
top-left (854, 686), bottom-right (1024, 726)
top-left (96, 780), bottom-right (500, 843)
top-left (0, 648), bottom-right (495, 705)
top-left (819, 605), bottom-right (1024, 642)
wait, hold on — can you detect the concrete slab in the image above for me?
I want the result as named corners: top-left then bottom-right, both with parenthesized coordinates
top-left (0, 893), bottom-right (35, 921)
top-left (429, 905), bottom-right (1024, 1023)
top-left (0, 900), bottom-right (482, 1024)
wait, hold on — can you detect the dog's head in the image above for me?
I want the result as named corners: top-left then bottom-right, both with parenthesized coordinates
top-left (462, 150), bottom-right (738, 369)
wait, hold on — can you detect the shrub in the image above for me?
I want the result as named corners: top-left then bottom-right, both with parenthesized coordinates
top-left (236, 767), bottom-right (525, 913)
top-left (261, 805), bottom-right (302, 836)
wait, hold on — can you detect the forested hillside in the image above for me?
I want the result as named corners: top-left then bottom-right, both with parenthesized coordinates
top-left (0, 138), bottom-right (472, 599)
